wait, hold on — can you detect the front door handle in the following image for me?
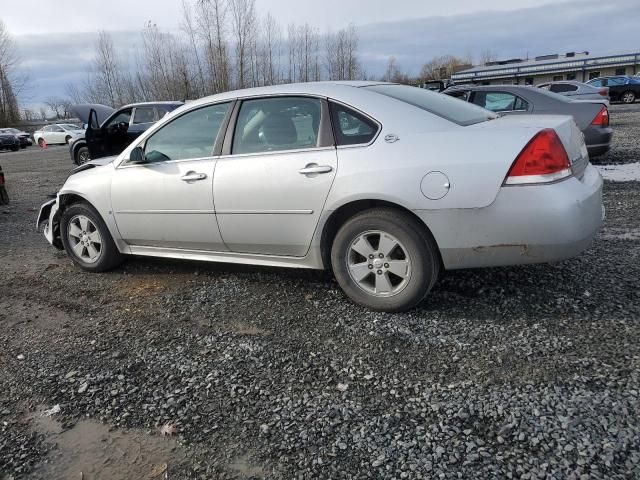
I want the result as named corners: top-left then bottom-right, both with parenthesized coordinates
top-left (299, 164), bottom-right (333, 175)
top-left (181, 171), bottom-right (207, 182)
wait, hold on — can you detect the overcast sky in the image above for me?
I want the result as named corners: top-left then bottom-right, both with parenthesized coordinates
top-left (5, 0), bottom-right (640, 108)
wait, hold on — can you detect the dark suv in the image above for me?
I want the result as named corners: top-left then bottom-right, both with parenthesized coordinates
top-left (586, 76), bottom-right (640, 104)
top-left (69, 101), bottom-right (183, 165)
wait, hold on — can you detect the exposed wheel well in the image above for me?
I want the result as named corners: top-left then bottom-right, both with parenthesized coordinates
top-left (320, 199), bottom-right (442, 271)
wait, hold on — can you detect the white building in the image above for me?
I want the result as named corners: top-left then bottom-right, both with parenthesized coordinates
top-left (451, 51), bottom-right (640, 86)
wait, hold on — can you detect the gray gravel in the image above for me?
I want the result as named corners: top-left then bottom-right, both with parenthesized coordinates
top-left (1, 104), bottom-right (639, 479)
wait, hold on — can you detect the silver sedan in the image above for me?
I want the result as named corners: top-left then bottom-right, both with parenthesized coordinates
top-left (37, 82), bottom-right (604, 312)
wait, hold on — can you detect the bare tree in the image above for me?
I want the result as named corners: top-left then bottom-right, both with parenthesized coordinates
top-left (419, 54), bottom-right (472, 81)
top-left (325, 25), bottom-right (360, 81)
top-left (44, 97), bottom-right (63, 119)
top-left (193, 0), bottom-right (230, 93)
top-left (21, 108), bottom-right (34, 122)
top-left (479, 48), bottom-right (497, 66)
top-left (229, 0), bottom-right (256, 89)
top-left (39, 107), bottom-right (47, 122)
top-left (91, 31), bottom-right (125, 106)
top-left (0, 20), bottom-right (21, 126)
top-left (261, 13), bottom-right (281, 85)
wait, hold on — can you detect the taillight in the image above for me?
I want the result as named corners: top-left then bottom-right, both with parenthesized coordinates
top-left (591, 106), bottom-right (609, 127)
top-left (598, 88), bottom-right (608, 97)
top-left (504, 129), bottom-right (571, 185)
top-left (0, 172), bottom-right (4, 187)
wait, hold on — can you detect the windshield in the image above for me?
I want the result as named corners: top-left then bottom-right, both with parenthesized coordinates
top-left (61, 124), bottom-right (82, 130)
top-left (365, 84), bottom-right (496, 126)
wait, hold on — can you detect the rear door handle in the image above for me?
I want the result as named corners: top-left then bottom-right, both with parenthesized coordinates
top-left (299, 164), bottom-right (333, 175)
top-left (181, 171), bottom-right (207, 182)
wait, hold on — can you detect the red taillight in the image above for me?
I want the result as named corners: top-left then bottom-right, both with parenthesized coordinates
top-left (599, 88), bottom-right (608, 97)
top-left (504, 129), bottom-right (571, 185)
top-left (591, 106), bottom-right (609, 127)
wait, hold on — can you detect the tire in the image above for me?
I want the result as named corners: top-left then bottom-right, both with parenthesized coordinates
top-left (10, 145), bottom-right (19, 152)
top-left (621, 90), bottom-right (636, 104)
top-left (37, 138), bottom-right (45, 147)
top-left (330, 208), bottom-right (440, 312)
top-left (75, 146), bottom-right (90, 165)
top-left (0, 186), bottom-right (9, 205)
top-left (60, 201), bottom-right (124, 272)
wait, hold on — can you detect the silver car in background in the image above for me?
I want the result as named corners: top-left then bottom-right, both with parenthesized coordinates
top-left (443, 84), bottom-right (613, 157)
top-left (37, 82), bottom-right (603, 312)
top-left (537, 80), bottom-right (610, 103)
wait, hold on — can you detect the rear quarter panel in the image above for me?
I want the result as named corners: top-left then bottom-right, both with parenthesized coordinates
top-left (325, 125), bottom-right (537, 212)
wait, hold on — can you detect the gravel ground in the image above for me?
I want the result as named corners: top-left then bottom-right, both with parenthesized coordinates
top-left (1, 104), bottom-right (639, 479)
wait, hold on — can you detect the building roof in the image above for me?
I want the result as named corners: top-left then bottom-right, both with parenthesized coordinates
top-left (452, 51), bottom-right (640, 81)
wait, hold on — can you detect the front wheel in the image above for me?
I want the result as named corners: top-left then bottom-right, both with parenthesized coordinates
top-left (621, 90), bottom-right (636, 104)
top-left (60, 202), bottom-right (124, 272)
top-left (75, 146), bottom-right (90, 165)
top-left (331, 208), bottom-right (440, 312)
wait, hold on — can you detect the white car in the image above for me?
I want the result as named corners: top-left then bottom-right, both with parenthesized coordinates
top-left (33, 123), bottom-right (84, 147)
top-left (37, 82), bottom-right (603, 312)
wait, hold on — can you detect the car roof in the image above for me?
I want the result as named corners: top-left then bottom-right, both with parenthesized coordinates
top-left (182, 81), bottom-right (390, 108)
top-left (119, 101), bottom-right (185, 109)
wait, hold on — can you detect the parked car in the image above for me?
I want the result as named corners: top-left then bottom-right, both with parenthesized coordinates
top-left (537, 80), bottom-right (609, 103)
top-left (37, 82), bottom-right (603, 312)
top-left (0, 164), bottom-right (8, 205)
top-left (443, 84), bottom-right (612, 157)
top-left (586, 76), bottom-right (640, 104)
top-left (0, 132), bottom-right (20, 151)
top-left (33, 123), bottom-right (84, 147)
top-left (0, 128), bottom-right (33, 148)
top-left (69, 102), bottom-right (183, 165)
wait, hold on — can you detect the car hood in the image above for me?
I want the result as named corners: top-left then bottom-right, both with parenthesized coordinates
top-left (70, 155), bottom-right (117, 175)
top-left (70, 104), bottom-right (115, 126)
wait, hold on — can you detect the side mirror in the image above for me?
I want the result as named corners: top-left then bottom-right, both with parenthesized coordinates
top-left (89, 109), bottom-right (100, 130)
top-left (129, 146), bottom-right (146, 164)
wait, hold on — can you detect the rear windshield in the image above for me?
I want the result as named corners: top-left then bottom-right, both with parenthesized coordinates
top-left (364, 84), bottom-right (496, 126)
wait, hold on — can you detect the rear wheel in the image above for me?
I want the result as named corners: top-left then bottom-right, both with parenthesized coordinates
top-left (60, 202), bottom-right (124, 272)
top-left (10, 145), bottom-right (19, 152)
top-left (75, 146), bottom-right (90, 165)
top-left (621, 91), bottom-right (636, 104)
top-left (331, 208), bottom-right (440, 312)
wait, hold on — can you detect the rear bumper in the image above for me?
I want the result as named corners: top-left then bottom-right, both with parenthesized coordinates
top-left (585, 126), bottom-right (613, 157)
top-left (415, 164), bottom-right (604, 270)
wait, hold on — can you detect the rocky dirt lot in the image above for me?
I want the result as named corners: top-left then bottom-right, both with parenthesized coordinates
top-left (1, 105), bottom-right (639, 479)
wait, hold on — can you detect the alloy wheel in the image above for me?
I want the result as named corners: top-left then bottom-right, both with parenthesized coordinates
top-left (67, 215), bottom-right (102, 263)
top-left (346, 230), bottom-right (412, 297)
top-left (622, 92), bottom-right (635, 104)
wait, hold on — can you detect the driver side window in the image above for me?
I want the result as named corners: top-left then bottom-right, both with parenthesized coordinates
top-left (142, 102), bottom-right (231, 163)
top-left (105, 109), bottom-right (132, 128)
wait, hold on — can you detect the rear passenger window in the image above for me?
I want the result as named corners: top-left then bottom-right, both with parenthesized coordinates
top-left (472, 92), bottom-right (529, 112)
top-left (330, 103), bottom-right (378, 146)
top-left (233, 97), bottom-right (321, 154)
top-left (133, 107), bottom-right (155, 124)
top-left (550, 84), bottom-right (578, 93)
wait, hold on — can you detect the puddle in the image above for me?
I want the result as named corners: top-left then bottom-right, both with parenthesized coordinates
top-left (30, 413), bottom-right (186, 480)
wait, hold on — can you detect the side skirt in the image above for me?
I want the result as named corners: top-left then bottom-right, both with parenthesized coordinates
top-left (127, 245), bottom-right (325, 270)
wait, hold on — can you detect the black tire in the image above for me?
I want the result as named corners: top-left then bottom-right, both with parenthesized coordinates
top-left (75, 146), bottom-right (90, 165)
top-left (621, 90), bottom-right (636, 104)
top-left (0, 186), bottom-right (9, 205)
top-left (330, 208), bottom-right (440, 312)
top-left (60, 201), bottom-right (124, 272)
top-left (20, 145), bottom-right (26, 149)
top-left (10, 145), bottom-right (19, 152)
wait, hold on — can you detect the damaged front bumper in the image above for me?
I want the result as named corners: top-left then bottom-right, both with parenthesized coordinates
top-left (36, 198), bottom-right (63, 249)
